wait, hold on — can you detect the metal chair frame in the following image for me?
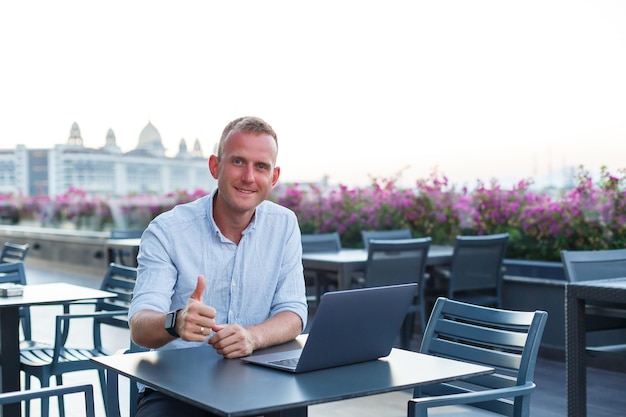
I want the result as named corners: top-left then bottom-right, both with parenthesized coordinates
top-left (301, 232), bottom-right (342, 308)
top-left (20, 263), bottom-right (137, 417)
top-left (409, 297), bottom-right (548, 417)
top-left (0, 384), bottom-right (96, 417)
top-left (360, 229), bottom-right (412, 251)
top-left (445, 233), bottom-right (509, 308)
top-left (561, 249), bottom-right (626, 355)
top-left (361, 237), bottom-right (432, 349)
top-left (1, 242), bottom-right (30, 263)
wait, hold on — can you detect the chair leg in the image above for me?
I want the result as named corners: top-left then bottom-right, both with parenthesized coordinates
top-left (97, 368), bottom-right (107, 412)
top-left (407, 401), bottom-right (428, 417)
top-left (24, 374), bottom-right (31, 417)
top-left (315, 275), bottom-right (325, 308)
top-left (106, 368), bottom-right (122, 417)
top-left (56, 374), bottom-right (66, 417)
top-left (39, 377), bottom-right (50, 417)
top-left (401, 314), bottom-right (415, 350)
top-left (419, 305), bottom-right (427, 337)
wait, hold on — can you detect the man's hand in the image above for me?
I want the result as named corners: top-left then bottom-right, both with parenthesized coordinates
top-left (177, 275), bottom-right (217, 342)
top-left (207, 311), bottom-right (303, 359)
top-left (208, 324), bottom-right (257, 358)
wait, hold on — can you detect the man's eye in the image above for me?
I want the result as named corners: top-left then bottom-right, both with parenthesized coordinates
top-left (257, 163), bottom-right (268, 170)
top-left (233, 159), bottom-right (243, 165)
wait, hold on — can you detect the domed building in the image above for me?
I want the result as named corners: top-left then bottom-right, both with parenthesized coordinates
top-left (0, 121), bottom-right (216, 197)
top-left (132, 121), bottom-right (166, 157)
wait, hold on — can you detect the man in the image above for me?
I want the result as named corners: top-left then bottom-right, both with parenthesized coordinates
top-left (129, 116), bottom-right (308, 416)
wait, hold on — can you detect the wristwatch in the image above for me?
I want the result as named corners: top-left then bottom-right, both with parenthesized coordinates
top-left (164, 309), bottom-right (180, 338)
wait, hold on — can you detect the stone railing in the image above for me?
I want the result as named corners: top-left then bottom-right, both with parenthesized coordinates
top-left (0, 225), bottom-right (110, 273)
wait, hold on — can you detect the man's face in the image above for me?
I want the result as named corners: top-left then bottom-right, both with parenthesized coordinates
top-left (209, 129), bottom-right (280, 216)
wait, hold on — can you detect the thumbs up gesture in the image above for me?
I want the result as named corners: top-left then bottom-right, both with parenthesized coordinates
top-left (178, 275), bottom-right (217, 341)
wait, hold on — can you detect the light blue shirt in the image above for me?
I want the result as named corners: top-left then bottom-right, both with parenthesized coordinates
top-left (129, 189), bottom-right (308, 352)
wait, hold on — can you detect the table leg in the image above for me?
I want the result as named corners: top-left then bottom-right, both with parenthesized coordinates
top-left (565, 288), bottom-right (587, 417)
top-left (338, 264), bottom-right (362, 290)
top-left (105, 369), bottom-right (122, 417)
top-left (0, 306), bottom-right (22, 417)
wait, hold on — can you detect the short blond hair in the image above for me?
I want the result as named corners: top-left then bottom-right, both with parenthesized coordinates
top-left (218, 116), bottom-right (278, 158)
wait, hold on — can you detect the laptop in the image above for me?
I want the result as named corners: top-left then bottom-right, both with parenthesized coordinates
top-left (241, 283), bottom-right (417, 373)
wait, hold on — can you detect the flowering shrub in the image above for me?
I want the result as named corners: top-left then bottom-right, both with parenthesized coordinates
top-left (0, 188), bottom-right (112, 229)
top-left (272, 166), bottom-right (626, 261)
top-left (2, 166), bottom-right (625, 261)
top-left (115, 189), bottom-right (211, 230)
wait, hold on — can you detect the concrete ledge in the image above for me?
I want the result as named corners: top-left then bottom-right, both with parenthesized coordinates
top-left (0, 225), bottom-right (110, 274)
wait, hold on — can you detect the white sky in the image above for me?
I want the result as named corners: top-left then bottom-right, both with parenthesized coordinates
top-left (1, 1), bottom-right (625, 188)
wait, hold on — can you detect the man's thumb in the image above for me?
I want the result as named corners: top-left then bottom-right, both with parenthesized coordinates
top-left (190, 275), bottom-right (206, 302)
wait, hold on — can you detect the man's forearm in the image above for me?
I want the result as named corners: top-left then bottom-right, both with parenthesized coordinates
top-left (248, 311), bottom-right (303, 351)
top-left (130, 309), bottom-right (175, 349)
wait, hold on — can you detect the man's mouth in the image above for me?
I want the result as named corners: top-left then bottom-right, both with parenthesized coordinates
top-left (235, 187), bottom-right (254, 194)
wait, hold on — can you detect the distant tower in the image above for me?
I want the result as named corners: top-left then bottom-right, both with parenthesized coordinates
top-left (67, 122), bottom-right (83, 146)
top-left (102, 128), bottom-right (122, 153)
top-left (177, 138), bottom-right (189, 158)
top-left (191, 139), bottom-right (203, 158)
top-left (105, 128), bottom-right (116, 147)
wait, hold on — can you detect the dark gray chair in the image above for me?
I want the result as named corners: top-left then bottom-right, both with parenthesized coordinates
top-left (408, 297), bottom-right (548, 417)
top-left (441, 233), bottom-right (509, 308)
top-left (360, 229), bottom-right (412, 251)
top-left (109, 229), bottom-right (144, 266)
top-left (0, 262), bottom-right (51, 350)
top-left (20, 263), bottom-right (137, 417)
top-left (561, 249), bottom-right (626, 283)
top-left (561, 249), bottom-right (626, 356)
top-left (301, 232), bottom-right (342, 308)
top-left (302, 232), bottom-right (342, 254)
top-left (106, 341), bottom-right (148, 417)
top-left (1, 242), bottom-right (30, 263)
top-left (359, 237), bottom-right (431, 349)
top-left (0, 384), bottom-right (96, 417)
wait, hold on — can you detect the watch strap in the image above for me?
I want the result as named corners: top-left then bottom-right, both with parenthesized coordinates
top-left (165, 310), bottom-right (180, 338)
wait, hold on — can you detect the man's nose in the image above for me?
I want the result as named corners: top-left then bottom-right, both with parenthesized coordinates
top-left (242, 165), bottom-right (255, 182)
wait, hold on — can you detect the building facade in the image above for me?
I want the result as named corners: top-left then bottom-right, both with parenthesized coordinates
top-left (0, 121), bottom-right (216, 197)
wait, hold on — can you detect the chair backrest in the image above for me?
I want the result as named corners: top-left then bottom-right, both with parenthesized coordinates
top-left (1, 242), bottom-right (30, 263)
top-left (96, 263), bottom-right (138, 318)
top-left (364, 238), bottom-right (431, 288)
top-left (301, 232), bottom-right (342, 254)
top-left (0, 261), bottom-right (32, 339)
top-left (93, 263), bottom-right (138, 351)
top-left (448, 233), bottom-right (509, 307)
top-left (560, 248), bottom-right (626, 337)
top-left (560, 249), bottom-right (626, 282)
top-left (418, 297), bottom-right (548, 417)
top-left (0, 384), bottom-right (96, 417)
top-left (361, 229), bottom-right (412, 251)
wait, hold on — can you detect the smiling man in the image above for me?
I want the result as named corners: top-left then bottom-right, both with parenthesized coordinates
top-left (129, 116), bottom-right (308, 417)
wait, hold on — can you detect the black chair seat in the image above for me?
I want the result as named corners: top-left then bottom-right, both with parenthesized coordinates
top-left (21, 347), bottom-right (105, 368)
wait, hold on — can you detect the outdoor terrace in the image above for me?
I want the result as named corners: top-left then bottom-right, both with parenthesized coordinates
top-left (20, 257), bottom-right (626, 417)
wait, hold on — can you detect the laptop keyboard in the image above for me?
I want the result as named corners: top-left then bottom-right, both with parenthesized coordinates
top-left (269, 357), bottom-right (299, 368)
